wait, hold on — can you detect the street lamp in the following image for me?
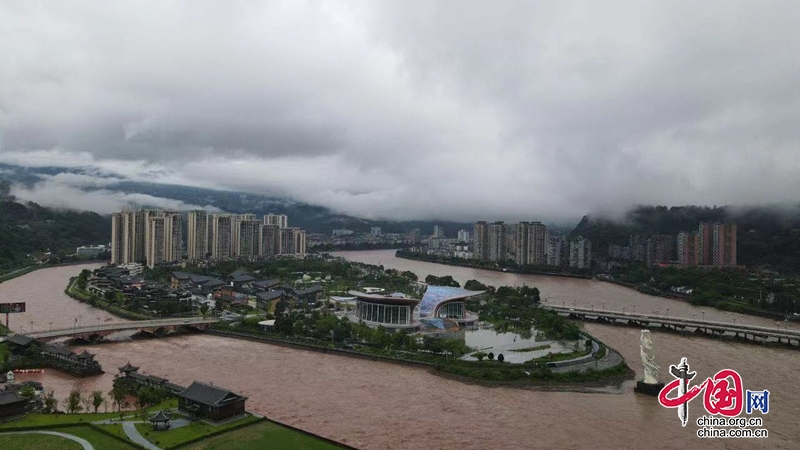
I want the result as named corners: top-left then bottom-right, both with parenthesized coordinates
top-left (702, 311), bottom-right (705, 321)
top-left (49, 322), bottom-right (53, 331)
top-left (29, 321), bottom-right (34, 332)
top-left (633, 305), bottom-right (636, 315)
top-left (666, 307), bottom-right (669, 317)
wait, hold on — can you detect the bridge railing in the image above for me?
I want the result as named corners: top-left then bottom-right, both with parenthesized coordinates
top-left (546, 305), bottom-right (800, 338)
top-left (27, 317), bottom-right (218, 338)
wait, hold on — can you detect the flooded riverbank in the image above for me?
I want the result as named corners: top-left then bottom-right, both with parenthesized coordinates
top-left (3, 258), bottom-right (799, 449)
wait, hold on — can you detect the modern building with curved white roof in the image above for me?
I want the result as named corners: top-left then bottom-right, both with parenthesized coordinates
top-left (347, 285), bottom-right (483, 331)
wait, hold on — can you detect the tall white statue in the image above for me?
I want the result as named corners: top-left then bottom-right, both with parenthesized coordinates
top-left (640, 330), bottom-right (659, 384)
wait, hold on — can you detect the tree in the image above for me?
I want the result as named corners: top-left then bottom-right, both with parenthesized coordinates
top-left (464, 280), bottom-right (488, 291)
top-left (497, 353), bottom-right (505, 363)
top-left (109, 387), bottom-right (126, 413)
top-left (19, 385), bottom-right (36, 399)
top-left (199, 304), bottom-right (209, 318)
top-left (401, 270), bottom-right (418, 281)
top-left (91, 391), bottom-right (104, 414)
top-left (81, 393), bottom-right (92, 414)
top-left (67, 388), bottom-right (83, 414)
top-left (44, 390), bottom-right (59, 413)
top-left (487, 352), bottom-right (495, 360)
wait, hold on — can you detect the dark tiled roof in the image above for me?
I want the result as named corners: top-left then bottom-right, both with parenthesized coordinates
top-left (202, 279), bottom-right (225, 288)
top-left (149, 410), bottom-right (171, 422)
top-left (0, 390), bottom-right (26, 406)
top-left (76, 350), bottom-right (95, 360)
top-left (232, 275), bottom-right (255, 283)
top-left (119, 362), bottom-right (139, 372)
top-left (42, 344), bottom-right (74, 357)
top-left (253, 279), bottom-right (281, 290)
top-left (177, 381), bottom-right (246, 407)
top-left (229, 269), bottom-right (252, 279)
top-left (256, 290), bottom-right (284, 302)
top-left (294, 285), bottom-right (323, 296)
top-left (6, 334), bottom-right (35, 346)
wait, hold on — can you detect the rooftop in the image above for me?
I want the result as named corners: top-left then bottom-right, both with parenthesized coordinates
top-left (177, 381), bottom-right (246, 407)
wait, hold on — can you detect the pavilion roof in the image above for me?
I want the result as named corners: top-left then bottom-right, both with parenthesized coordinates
top-left (119, 362), bottom-right (139, 372)
top-left (149, 410), bottom-right (171, 422)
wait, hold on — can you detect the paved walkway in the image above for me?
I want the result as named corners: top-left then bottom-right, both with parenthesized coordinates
top-left (0, 430), bottom-right (94, 450)
top-left (551, 348), bottom-right (624, 374)
top-left (122, 422), bottom-right (162, 450)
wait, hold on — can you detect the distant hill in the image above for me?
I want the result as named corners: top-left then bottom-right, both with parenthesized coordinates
top-left (0, 164), bottom-right (474, 236)
top-left (0, 184), bottom-right (110, 270)
top-left (571, 205), bottom-right (800, 273)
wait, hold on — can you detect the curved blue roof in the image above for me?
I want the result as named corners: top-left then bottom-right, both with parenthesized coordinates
top-left (419, 286), bottom-right (482, 317)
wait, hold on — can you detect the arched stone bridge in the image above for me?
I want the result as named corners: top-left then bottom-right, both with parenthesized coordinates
top-left (27, 317), bottom-right (219, 343)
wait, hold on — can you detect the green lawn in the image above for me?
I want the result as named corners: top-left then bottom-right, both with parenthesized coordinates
top-left (0, 432), bottom-right (84, 450)
top-left (135, 414), bottom-right (262, 449)
top-left (0, 398), bottom-right (178, 430)
top-left (96, 422), bottom-right (133, 442)
top-left (183, 420), bottom-right (344, 450)
top-left (61, 426), bottom-right (139, 450)
top-left (508, 344), bottom-right (551, 352)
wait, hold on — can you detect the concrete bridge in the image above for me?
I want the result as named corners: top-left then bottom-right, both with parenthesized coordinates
top-left (545, 305), bottom-right (800, 346)
top-left (27, 317), bottom-right (218, 343)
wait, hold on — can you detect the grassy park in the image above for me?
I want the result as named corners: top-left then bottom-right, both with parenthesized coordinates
top-left (182, 421), bottom-right (345, 450)
top-left (0, 398), bottom-right (347, 449)
top-left (0, 433), bottom-right (84, 450)
top-left (133, 414), bottom-right (262, 449)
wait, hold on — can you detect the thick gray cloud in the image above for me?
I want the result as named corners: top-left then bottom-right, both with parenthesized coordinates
top-left (1, 1), bottom-right (799, 221)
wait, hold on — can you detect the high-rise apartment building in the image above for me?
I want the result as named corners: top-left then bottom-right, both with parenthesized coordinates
top-left (370, 227), bottom-right (382, 237)
top-left (473, 221), bottom-right (488, 261)
top-left (408, 228), bottom-right (421, 244)
top-left (259, 224), bottom-right (281, 259)
top-left (111, 212), bottom-right (126, 265)
top-left (515, 221), bottom-right (547, 266)
top-left (111, 210), bottom-right (146, 265)
top-left (488, 221), bottom-right (506, 262)
top-left (187, 210), bottom-right (209, 260)
top-left (608, 245), bottom-right (631, 260)
top-left (433, 224), bottom-right (444, 239)
top-left (547, 236), bottom-right (563, 266)
top-left (145, 216), bottom-right (166, 267)
top-left (647, 235), bottom-right (675, 265)
top-left (712, 223), bottom-right (737, 267)
top-left (696, 223), bottom-right (714, 266)
top-left (629, 235), bottom-right (648, 262)
top-left (211, 214), bottom-right (234, 260)
top-left (238, 219), bottom-right (261, 258)
top-left (457, 229), bottom-right (470, 242)
top-left (144, 212), bottom-right (182, 267)
top-left (263, 214), bottom-right (288, 229)
top-left (695, 222), bottom-right (737, 267)
top-left (569, 237), bottom-right (592, 269)
top-left (676, 232), bottom-right (696, 266)
top-left (281, 227), bottom-right (306, 256)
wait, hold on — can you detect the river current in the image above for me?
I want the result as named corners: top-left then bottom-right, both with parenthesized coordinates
top-left (2, 253), bottom-right (798, 449)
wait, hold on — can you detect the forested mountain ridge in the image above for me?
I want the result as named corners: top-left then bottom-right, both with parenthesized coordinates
top-left (0, 184), bottom-right (110, 270)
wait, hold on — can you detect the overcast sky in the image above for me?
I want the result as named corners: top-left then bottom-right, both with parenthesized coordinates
top-left (1, 1), bottom-right (800, 221)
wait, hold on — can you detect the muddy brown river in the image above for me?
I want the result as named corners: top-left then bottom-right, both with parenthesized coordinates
top-left (4, 255), bottom-right (799, 449)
